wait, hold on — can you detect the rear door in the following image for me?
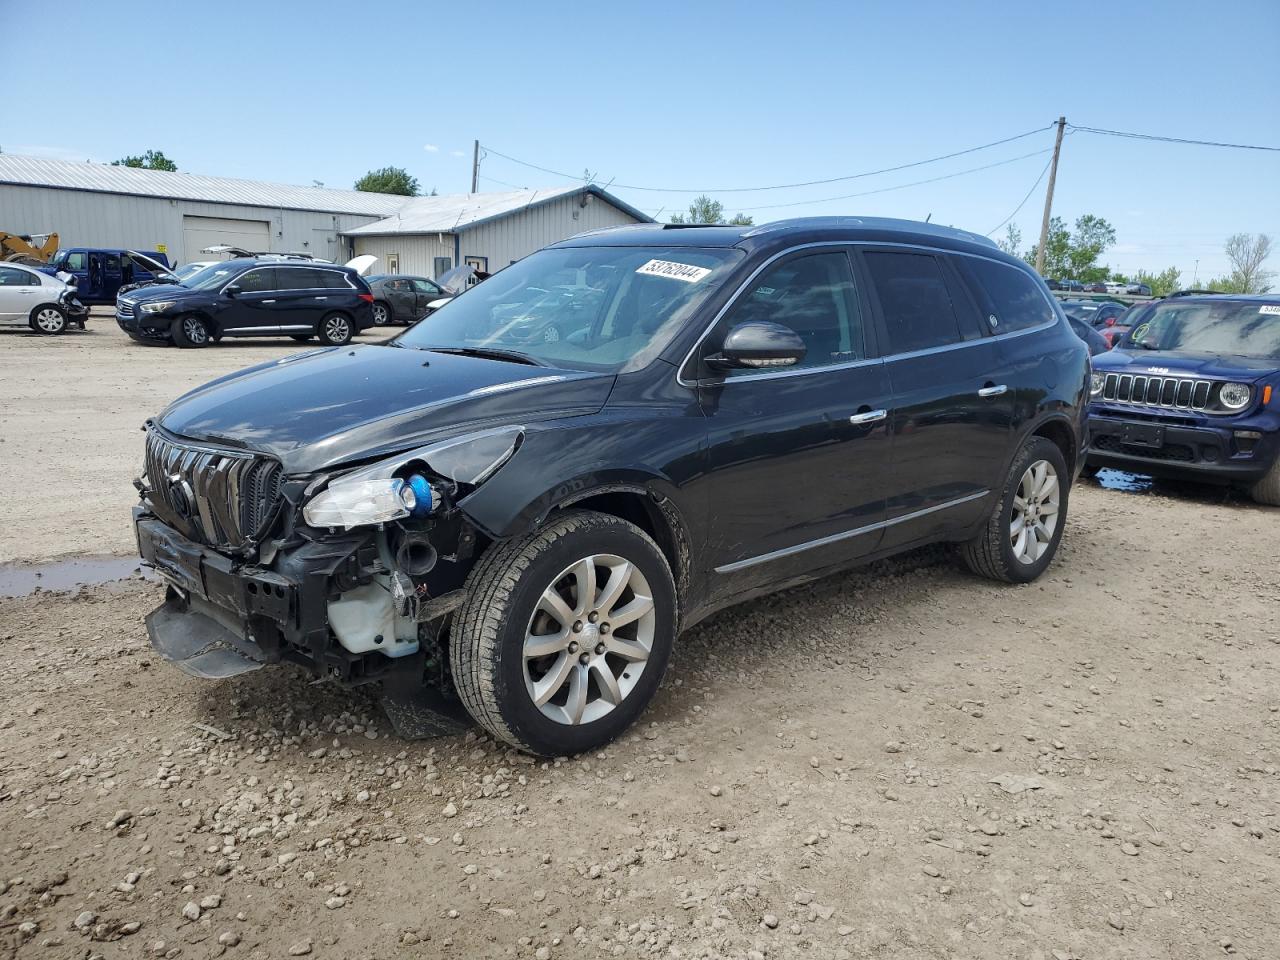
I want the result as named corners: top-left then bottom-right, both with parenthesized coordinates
top-left (272, 266), bottom-right (337, 333)
top-left (384, 278), bottom-right (416, 320)
top-left (859, 247), bottom-right (1015, 550)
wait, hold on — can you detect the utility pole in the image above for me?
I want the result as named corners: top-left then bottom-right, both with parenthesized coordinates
top-left (470, 140), bottom-right (480, 194)
top-left (1035, 117), bottom-right (1067, 276)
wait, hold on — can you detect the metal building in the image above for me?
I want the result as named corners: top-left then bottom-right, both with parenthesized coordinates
top-left (0, 154), bottom-right (651, 277)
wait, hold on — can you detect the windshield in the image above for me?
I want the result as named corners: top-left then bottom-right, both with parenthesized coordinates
top-left (396, 245), bottom-right (744, 372)
top-left (181, 263), bottom-right (241, 291)
top-left (1123, 301), bottom-right (1280, 359)
top-left (172, 262), bottom-right (210, 282)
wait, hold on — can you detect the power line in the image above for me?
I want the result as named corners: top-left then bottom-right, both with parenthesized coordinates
top-left (987, 155), bottom-right (1055, 236)
top-left (732, 147), bottom-right (1053, 213)
top-left (482, 124), bottom-right (1055, 194)
top-left (1068, 123), bottom-right (1280, 153)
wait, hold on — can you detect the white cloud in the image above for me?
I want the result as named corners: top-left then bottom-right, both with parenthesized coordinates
top-left (423, 144), bottom-right (439, 153)
top-left (451, 150), bottom-right (465, 158)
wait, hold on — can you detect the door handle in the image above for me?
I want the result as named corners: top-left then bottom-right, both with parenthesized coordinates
top-left (261, 299), bottom-right (276, 304)
top-left (849, 409), bottom-right (887, 425)
top-left (978, 384), bottom-right (1008, 398)
top-left (314, 296), bottom-right (328, 300)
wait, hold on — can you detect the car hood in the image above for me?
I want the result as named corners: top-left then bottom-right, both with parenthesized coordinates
top-left (1092, 349), bottom-right (1279, 379)
top-left (120, 283), bottom-right (201, 304)
top-left (156, 344), bottom-right (615, 474)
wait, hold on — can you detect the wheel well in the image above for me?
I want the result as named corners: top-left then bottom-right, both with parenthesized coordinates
top-left (1032, 418), bottom-right (1075, 474)
top-left (554, 490), bottom-right (687, 599)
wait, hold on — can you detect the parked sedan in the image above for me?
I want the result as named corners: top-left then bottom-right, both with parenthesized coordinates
top-left (0, 261), bottom-right (87, 334)
top-left (1084, 281), bottom-right (1109, 293)
top-left (1067, 315), bottom-right (1110, 355)
top-left (365, 275), bottom-right (446, 325)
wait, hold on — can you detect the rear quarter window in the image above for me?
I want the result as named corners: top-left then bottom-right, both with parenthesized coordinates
top-left (958, 257), bottom-right (1056, 333)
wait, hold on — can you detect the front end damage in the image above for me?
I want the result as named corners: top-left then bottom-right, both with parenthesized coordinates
top-left (134, 425), bottom-right (520, 737)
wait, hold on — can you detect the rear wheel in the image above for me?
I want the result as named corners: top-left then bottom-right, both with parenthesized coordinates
top-left (372, 301), bottom-right (392, 325)
top-left (1248, 459), bottom-right (1280, 506)
top-left (172, 314), bottom-right (211, 348)
top-left (29, 305), bottom-right (67, 335)
top-left (451, 510), bottom-right (677, 755)
top-left (318, 312), bottom-right (353, 346)
top-left (961, 436), bottom-right (1069, 583)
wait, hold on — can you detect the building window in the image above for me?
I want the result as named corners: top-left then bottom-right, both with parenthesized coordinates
top-left (465, 256), bottom-right (488, 272)
top-left (385, 253), bottom-right (399, 275)
top-left (433, 256), bottom-right (452, 279)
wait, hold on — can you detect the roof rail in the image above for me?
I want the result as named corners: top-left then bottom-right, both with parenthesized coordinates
top-left (743, 216), bottom-right (997, 248)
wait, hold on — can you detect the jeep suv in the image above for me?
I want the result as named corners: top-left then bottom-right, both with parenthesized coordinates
top-left (133, 218), bottom-right (1088, 755)
top-left (1086, 295), bottom-right (1280, 503)
top-left (116, 258), bottom-right (375, 347)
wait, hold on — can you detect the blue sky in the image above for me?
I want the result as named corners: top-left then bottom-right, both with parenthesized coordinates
top-left (2, 0), bottom-right (1277, 280)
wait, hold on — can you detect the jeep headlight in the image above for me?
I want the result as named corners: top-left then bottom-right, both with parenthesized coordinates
top-left (1090, 372), bottom-right (1105, 397)
top-left (303, 426), bottom-right (522, 529)
top-left (140, 300), bottom-right (177, 314)
top-left (1218, 382), bottom-right (1252, 410)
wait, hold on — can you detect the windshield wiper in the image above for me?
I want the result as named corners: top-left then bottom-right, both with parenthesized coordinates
top-left (426, 346), bottom-right (543, 366)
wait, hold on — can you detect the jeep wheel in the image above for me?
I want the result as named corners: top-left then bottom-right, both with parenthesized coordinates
top-left (961, 436), bottom-right (1070, 583)
top-left (173, 314), bottom-right (211, 348)
top-left (1248, 459), bottom-right (1280, 506)
top-left (318, 312), bottom-right (353, 346)
top-left (372, 301), bottom-right (392, 325)
top-left (30, 305), bottom-right (67, 335)
top-left (451, 510), bottom-right (677, 756)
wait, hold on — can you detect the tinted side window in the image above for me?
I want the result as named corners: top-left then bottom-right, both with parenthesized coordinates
top-left (864, 251), bottom-right (964, 353)
top-left (235, 268), bottom-right (277, 292)
top-left (960, 257), bottom-right (1055, 333)
top-left (0, 266), bottom-right (38, 286)
top-left (720, 251), bottom-right (864, 375)
top-left (315, 269), bottom-right (352, 290)
top-left (273, 268), bottom-right (321, 290)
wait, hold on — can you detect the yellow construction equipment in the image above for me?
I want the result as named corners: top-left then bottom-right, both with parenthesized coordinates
top-left (1, 231), bottom-right (60, 264)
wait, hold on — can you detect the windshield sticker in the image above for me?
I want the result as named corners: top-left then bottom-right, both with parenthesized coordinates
top-left (636, 259), bottom-right (712, 284)
top-left (1260, 305), bottom-right (1280, 315)
top-left (1131, 322), bottom-right (1151, 341)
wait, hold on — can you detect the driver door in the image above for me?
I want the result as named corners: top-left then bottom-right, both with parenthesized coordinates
top-left (691, 248), bottom-right (892, 603)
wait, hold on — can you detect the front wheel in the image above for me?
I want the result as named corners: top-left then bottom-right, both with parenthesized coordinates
top-left (961, 436), bottom-right (1070, 583)
top-left (30, 305), bottom-right (67, 335)
top-left (1248, 458), bottom-right (1280, 506)
top-left (318, 312), bottom-right (353, 346)
top-left (172, 314), bottom-right (211, 348)
top-left (451, 511), bottom-right (677, 755)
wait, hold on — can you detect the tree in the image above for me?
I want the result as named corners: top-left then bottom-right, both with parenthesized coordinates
top-left (996, 224), bottom-right (1022, 256)
top-left (1215, 233), bottom-right (1275, 294)
top-left (1130, 266), bottom-right (1182, 297)
top-left (112, 150), bottom-right (177, 171)
top-left (353, 166), bottom-right (419, 196)
top-left (1025, 214), bottom-right (1116, 281)
top-left (669, 194), bottom-right (753, 226)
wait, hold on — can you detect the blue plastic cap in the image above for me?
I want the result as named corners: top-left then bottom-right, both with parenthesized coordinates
top-left (406, 474), bottom-right (436, 516)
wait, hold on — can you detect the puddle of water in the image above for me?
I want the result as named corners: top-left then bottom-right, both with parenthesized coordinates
top-left (1095, 468), bottom-right (1153, 492)
top-left (1090, 468), bottom-right (1249, 506)
top-left (0, 555), bottom-right (156, 599)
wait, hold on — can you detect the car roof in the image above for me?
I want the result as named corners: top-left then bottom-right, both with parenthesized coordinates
top-left (223, 257), bottom-right (353, 272)
top-left (1160, 293), bottom-right (1279, 305)
top-left (551, 216), bottom-right (1007, 261)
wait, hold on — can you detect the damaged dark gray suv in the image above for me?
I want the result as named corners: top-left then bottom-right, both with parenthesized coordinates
top-left (135, 218), bottom-right (1088, 755)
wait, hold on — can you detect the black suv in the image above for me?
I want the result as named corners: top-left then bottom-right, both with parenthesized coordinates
top-left (116, 258), bottom-right (375, 347)
top-left (133, 218), bottom-right (1088, 755)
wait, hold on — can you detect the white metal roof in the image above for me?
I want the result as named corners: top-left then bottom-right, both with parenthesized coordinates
top-left (343, 184), bottom-right (652, 236)
top-left (0, 154), bottom-right (408, 216)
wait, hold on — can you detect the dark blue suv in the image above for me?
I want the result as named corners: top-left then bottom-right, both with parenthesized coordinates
top-left (1086, 295), bottom-right (1280, 503)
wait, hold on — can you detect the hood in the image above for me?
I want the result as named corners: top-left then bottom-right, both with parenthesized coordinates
top-left (156, 344), bottom-right (615, 474)
top-left (1093, 349), bottom-right (1279, 380)
top-left (120, 283), bottom-right (199, 304)
top-left (125, 250), bottom-right (172, 274)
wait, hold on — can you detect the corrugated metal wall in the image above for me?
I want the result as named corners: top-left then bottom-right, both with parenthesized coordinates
top-left (351, 234), bottom-right (456, 278)
top-left (460, 193), bottom-right (639, 270)
top-left (0, 185), bottom-right (381, 263)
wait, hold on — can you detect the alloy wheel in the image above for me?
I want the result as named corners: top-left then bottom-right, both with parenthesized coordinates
top-left (183, 317), bottom-right (208, 345)
top-left (523, 554), bottom-right (656, 725)
top-left (324, 315), bottom-right (350, 342)
top-left (373, 303), bottom-right (389, 324)
top-left (35, 308), bottom-right (65, 333)
top-left (1010, 459), bottom-right (1060, 564)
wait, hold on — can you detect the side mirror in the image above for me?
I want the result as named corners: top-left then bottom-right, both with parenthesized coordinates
top-left (706, 321), bottom-right (807, 371)
top-left (224, 284), bottom-right (241, 297)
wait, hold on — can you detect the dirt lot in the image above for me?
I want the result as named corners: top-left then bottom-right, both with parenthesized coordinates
top-left (2, 318), bottom-right (1279, 960)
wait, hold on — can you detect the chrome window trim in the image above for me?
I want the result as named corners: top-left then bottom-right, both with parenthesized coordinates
top-left (677, 240), bottom-right (1061, 388)
top-left (715, 489), bottom-right (990, 574)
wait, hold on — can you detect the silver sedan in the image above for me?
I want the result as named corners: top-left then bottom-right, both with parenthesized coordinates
top-left (0, 262), bottom-right (86, 334)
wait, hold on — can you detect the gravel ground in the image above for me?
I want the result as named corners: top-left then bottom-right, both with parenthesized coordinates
top-left (2, 317), bottom-right (1278, 960)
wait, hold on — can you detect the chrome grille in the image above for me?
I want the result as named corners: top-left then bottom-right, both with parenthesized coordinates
top-left (144, 429), bottom-right (282, 550)
top-left (117, 300), bottom-right (135, 318)
top-left (1100, 373), bottom-right (1212, 411)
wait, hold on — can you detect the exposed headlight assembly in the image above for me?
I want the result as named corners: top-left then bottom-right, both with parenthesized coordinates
top-left (1218, 382), bottom-right (1252, 410)
top-left (303, 426), bottom-right (523, 530)
top-left (140, 300), bottom-right (177, 314)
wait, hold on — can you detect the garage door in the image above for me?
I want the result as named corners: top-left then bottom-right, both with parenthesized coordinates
top-left (181, 216), bottom-right (271, 263)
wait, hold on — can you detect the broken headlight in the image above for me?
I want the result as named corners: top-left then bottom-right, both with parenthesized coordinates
top-left (302, 426), bottom-right (522, 530)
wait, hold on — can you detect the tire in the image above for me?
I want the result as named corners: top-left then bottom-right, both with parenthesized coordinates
top-left (29, 305), bottom-right (67, 335)
top-left (318, 312), bottom-right (353, 346)
top-left (451, 510), bottom-right (677, 756)
top-left (290, 334), bottom-right (313, 342)
top-left (1248, 459), bottom-right (1280, 506)
top-left (961, 436), bottom-right (1070, 584)
top-left (371, 301), bottom-right (392, 326)
top-left (172, 314), bottom-right (211, 348)
top-left (1080, 462), bottom-right (1100, 479)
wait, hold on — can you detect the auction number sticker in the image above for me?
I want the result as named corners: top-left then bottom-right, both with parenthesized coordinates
top-left (637, 259), bottom-right (712, 283)
top-left (1260, 304), bottom-right (1280, 315)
